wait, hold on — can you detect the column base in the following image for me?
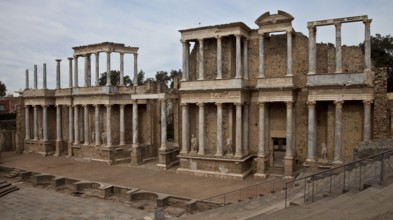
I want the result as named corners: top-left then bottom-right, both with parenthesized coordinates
top-left (67, 142), bottom-right (73, 157)
top-left (157, 148), bottom-right (180, 170)
top-left (55, 140), bottom-right (65, 157)
top-left (130, 144), bottom-right (142, 166)
top-left (284, 156), bottom-right (294, 177)
top-left (333, 160), bottom-right (343, 165)
top-left (254, 155), bottom-right (270, 179)
top-left (234, 153), bottom-right (243, 159)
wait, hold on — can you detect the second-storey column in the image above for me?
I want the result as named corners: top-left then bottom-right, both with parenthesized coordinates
top-left (181, 103), bottom-right (189, 154)
top-left (68, 57), bottom-right (73, 88)
top-left (198, 39), bottom-right (204, 80)
top-left (235, 103), bottom-right (243, 158)
top-left (334, 101), bottom-right (343, 163)
top-left (43, 63), bottom-right (47, 89)
top-left (287, 31), bottom-right (293, 76)
top-left (306, 101), bottom-right (316, 162)
top-left (243, 38), bottom-right (249, 79)
top-left (181, 40), bottom-right (189, 81)
top-left (120, 53), bottom-right (125, 86)
top-left (259, 34), bottom-right (265, 78)
top-left (74, 56), bottom-right (79, 87)
top-left (335, 23), bottom-right (342, 73)
top-left (235, 34), bottom-right (241, 79)
top-left (34, 65), bottom-right (38, 89)
top-left (95, 53), bottom-right (100, 86)
top-left (308, 26), bottom-right (316, 74)
top-left (84, 105), bottom-right (89, 145)
top-left (133, 53), bottom-right (138, 86)
top-left (198, 103), bottom-right (205, 155)
top-left (95, 105), bottom-right (100, 145)
top-left (56, 59), bottom-right (61, 89)
top-left (216, 103), bottom-right (223, 156)
top-left (106, 52), bottom-right (111, 86)
top-left (216, 36), bottom-right (222, 79)
top-left (25, 106), bottom-right (30, 140)
top-left (160, 100), bottom-right (167, 150)
top-left (364, 20), bottom-right (372, 71)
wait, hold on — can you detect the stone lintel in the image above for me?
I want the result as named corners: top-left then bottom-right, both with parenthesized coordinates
top-left (258, 90), bottom-right (294, 103)
top-left (180, 78), bottom-right (245, 91)
top-left (256, 77), bottom-right (294, 89)
top-left (179, 22), bottom-right (251, 41)
top-left (307, 87), bottom-right (374, 102)
top-left (180, 90), bottom-right (246, 104)
top-left (308, 15), bottom-right (368, 27)
top-left (73, 42), bottom-right (139, 56)
top-left (24, 98), bottom-right (56, 106)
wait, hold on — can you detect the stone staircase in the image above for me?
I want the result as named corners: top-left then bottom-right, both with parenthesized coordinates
top-left (0, 179), bottom-right (19, 197)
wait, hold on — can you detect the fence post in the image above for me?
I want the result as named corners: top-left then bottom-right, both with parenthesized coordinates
top-left (312, 178), bottom-right (315, 202)
top-left (343, 167), bottom-right (346, 192)
top-left (380, 153), bottom-right (385, 185)
top-left (303, 178), bottom-right (307, 204)
top-left (329, 170), bottom-right (332, 195)
top-left (285, 182), bottom-right (288, 208)
top-left (359, 162), bottom-right (362, 191)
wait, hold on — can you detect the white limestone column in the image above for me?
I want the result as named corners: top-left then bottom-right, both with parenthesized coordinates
top-left (120, 104), bottom-right (125, 145)
top-left (33, 105), bottom-right (38, 140)
top-left (306, 101), bottom-right (316, 162)
top-left (132, 102), bottom-right (138, 146)
top-left (234, 103), bottom-right (243, 157)
top-left (160, 100), bottom-right (167, 150)
top-left (74, 105), bottom-right (79, 145)
top-left (34, 65), bottom-right (38, 89)
top-left (286, 102), bottom-right (293, 157)
top-left (133, 53), bottom-right (138, 86)
top-left (334, 101), bottom-right (343, 163)
top-left (68, 105), bottom-right (73, 143)
top-left (364, 20), bottom-right (372, 71)
top-left (106, 52), bottom-right (111, 86)
top-left (258, 102), bottom-right (266, 156)
top-left (181, 40), bottom-right (189, 81)
top-left (216, 36), bottom-right (222, 80)
top-left (25, 69), bottom-right (29, 90)
top-left (25, 106), bottom-right (30, 140)
top-left (68, 57), bottom-right (73, 88)
top-left (55, 105), bottom-right (61, 142)
top-left (259, 34), bottom-right (265, 78)
top-left (235, 34), bottom-right (241, 79)
top-left (106, 104), bottom-right (112, 147)
top-left (287, 31), bottom-right (293, 76)
top-left (79, 107), bottom-right (84, 143)
top-left (335, 23), bottom-right (342, 73)
top-left (84, 55), bottom-right (89, 87)
top-left (43, 105), bottom-right (48, 141)
top-left (120, 53), bottom-right (125, 86)
top-left (84, 105), bottom-right (89, 145)
top-left (308, 26), bottom-right (316, 75)
top-left (95, 105), bottom-right (100, 145)
top-left (363, 100), bottom-right (372, 141)
top-left (242, 103), bottom-right (249, 155)
top-left (181, 103), bottom-right (189, 154)
top-left (198, 103), bottom-right (205, 155)
top-left (198, 39), bottom-right (204, 80)
top-left (95, 53), bottom-right (100, 86)
top-left (74, 56), bottom-right (79, 88)
top-left (216, 103), bottom-right (223, 156)
top-left (243, 38), bottom-right (249, 79)
top-left (43, 63), bottom-right (47, 89)
top-left (56, 59), bottom-right (61, 89)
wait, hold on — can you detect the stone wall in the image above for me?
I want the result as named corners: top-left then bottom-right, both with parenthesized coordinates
top-left (373, 67), bottom-right (389, 138)
top-left (16, 96), bottom-right (25, 153)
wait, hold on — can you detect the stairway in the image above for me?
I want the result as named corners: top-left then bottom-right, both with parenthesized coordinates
top-left (269, 167), bottom-right (285, 176)
top-left (0, 180), bottom-right (19, 197)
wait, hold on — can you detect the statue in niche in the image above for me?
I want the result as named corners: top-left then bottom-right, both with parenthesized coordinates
top-left (226, 138), bottom-right (233, 155)
top-left (101, 132), bottom-right (107, 145)
top-left (166, 100), bottom-right (174, 125)
top-left (191, 134), bottom-right (198, 152)
top-left (91, 132), bottom-right (96, 143)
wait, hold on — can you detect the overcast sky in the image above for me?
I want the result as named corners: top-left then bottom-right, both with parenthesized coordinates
top-left (1, 0), bottom-right (392, 95)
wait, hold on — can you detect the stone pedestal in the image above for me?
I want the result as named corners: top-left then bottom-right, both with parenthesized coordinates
top-left (67, 141), bottom-right (73, 157)
top-left (157, 147), bottom-right (180, 170)
top-left (54, 140), bottom-right (65, 157)
top-left (24, 140), bottom-right (55, 156)
top-left (130, 144), bottom-right (143, 166)
top-left (254, 155), bottom-right (269, 179)
top-left (284, 156), bottom-right (294, 178)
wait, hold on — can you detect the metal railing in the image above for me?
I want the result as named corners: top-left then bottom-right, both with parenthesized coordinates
top-left (284, 149), bottom-right (393, 208)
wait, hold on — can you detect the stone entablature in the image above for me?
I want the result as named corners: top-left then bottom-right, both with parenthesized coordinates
top-left (179, 22), bottom-right (251, 41)
top-left (307, 88), bottom-right (374, 102)
top-left (179, 79), bottom-right (245, 91)
top-left (72, 42), bottom-right (138, 56)
top-left (180, 91), bottom-right (247, 104)
top-left (256, 77), bottom-right (294, 89)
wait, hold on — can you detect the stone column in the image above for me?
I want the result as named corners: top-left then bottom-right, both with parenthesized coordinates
top-left (25, 106), bottom-right (30, 140)
top-left (234, 103), bottom-right (243, 158)
top-left (258, 103), bottom-right (265, 156)
top-left (286, 102), bottom-right (293, 157)
top-left (216, 36), bottom-right (222, 80)
top-left (55, 105), bottom-right (60, 141)
top-left (306, 102), bottom-right (316, 162)
top-left (43, 63), bottom-right (47, 89)
top-left (33, 105), bottom-right (38, 140)
top-left (95, 105), bottom-right (100, 145)
top-left (197, 103), bottom-right (205, 155)
top-left (132, 102), bottom-right (138, 146)
top-left (68, 57), bottom-right (73, 88)
top-left (106, 105), bottom-right (112, 147)
top-left (334, 101), bottom-right (343, 163)
top-left (68, 105), bottom-right (73, 143)
top-left (120, 104), bottom-right (125, 145)
top-left (242, 103), bottom-right (249, 155)
top-left (160, 100), bottom-right (167, 150)
top-left (84, 105), bottom-right (89, 145)
top-left (287, 31), bottom-right (293, 76)
top-left (198, 39), bottom-right (204, 80)
top-left (106, 52), bottom-right (111, 86)
top-left (363, 100), bottom-right (372, 141)
top-left (25, 69), bottom-right (29, 90)
top-left (74, 56), bottom-right (79, 88)
top-left (216, 103), bottom-right (223, 156)
top-left (308, 26), bottom-right (316, 75)
top-left (34, 65), bottom-right (38, 89)
top-left (119, 53), bottom-right (125, 86)
top-left (235, 34), bottom-right (241, 79)
top-left (43, 105), bottom-right (48, 141)
top-left (259, 34), bottom-right (265, 78)
top-left (56, 59), bottom-right (61, 89)
top-left (84, 55), bottom-right (90, 87)
top-left (181, 40), bottom-right (189, 81)
top-left (79, 107), bottom-right (84, 143)
top-left (243, 38), bottom-right (249, 79)
top-left (364, 20), bottom-right (372, 71)
top-left (74, 105), bottom-right (79, 145)
top-left (181, 103), bottom-right (189, 154)
top-left (134, 53), bottom-right (138, 86)
top-left (95, 53), bottom-right (100, 86)
top-left (335, 22), bottom-right (342, 73)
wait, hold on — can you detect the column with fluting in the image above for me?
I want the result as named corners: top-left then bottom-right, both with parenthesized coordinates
top-left (198, 39), bottom-right (204, 80)
top-left (84, 105), bottom-right (89, 145)
top-left (216, 103), bottom-right (223, 156)
top-left (258, 102), bottom-right (266, 156)
top-left (106, 104), bottom-right (112, 147)
top-left (68, 105), bottom-right (73, 144)
top-left (133, 53), bottom-right (138, 86)
top-left (242, 103), bottom-right (249, 155)
top-left (216, 36), bottom-right (222, 79)
top-left (308, 26), bottom-right (316, 74)
top-left (55, 105), bottom-right (61, 142)
top-left (287, 31), bottom-right (293, 76)
top-left (95, 53), bottom-right (100, 86)
top-left (306, 101), bottom-right (316, 162)
top-left (33, 105), bottom-right (38, 140)
top-left (74, 105), bottom-right (79, 145)
top-left (43, 63), bottom-right (47, 89)
top-left (334, 101), bottom-right (343, 163)
top-left (95, 105), bottom-right (100, 145)
top-left (286, 102), bottom-right (293, 157)
top-left (181, 40), bottom-right (189, 81)
top-left (120, 53), bottom-right (125, 86)
top-left (56, 59), bottom-right (61, 89)
top-left (74, 56), bottom-right (79, 87)
top-left (197, 103), bottom-right (205, 155)
top-left (234, 103), bottom-right (243, 157)
top-left (235, 34), bottom-right (241, 79)
top-left (68, 57), bottom-right (73, 88)
top-left (132, 102), bottom-right (138, 146)
top-left (119, 104), bottom-right (125, 145)
top-left (335, 22), bottom-right (342, 73)
top-left (363, 100), bottom-right (372, 141)
top-left (364, 20), bottom-right (372, 71)
top-left (106, 52), bottom-right (111, 86)
top-left (25, 106), bottom-right (30, 140)
top-left (160, 100), bottom-right (167, 150)
top-left (258, 34), bottom-right (265, 78)
top-left (43, 105), bottom-right (48, 141)
top-left (180, 103), bottom-right (189, 154)
top-left (84, 55), bottom-right (90, 87)
top-left (243, 38), bottom-right (249, 79)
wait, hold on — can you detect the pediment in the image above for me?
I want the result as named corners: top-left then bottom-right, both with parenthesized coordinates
top-left (255, 10), bottom-right (294, 27)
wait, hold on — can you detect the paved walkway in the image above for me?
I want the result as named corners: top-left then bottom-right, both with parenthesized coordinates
top-left (0, 152), bottom-right (266, 200)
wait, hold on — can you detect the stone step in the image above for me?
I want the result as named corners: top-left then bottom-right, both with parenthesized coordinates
top-left (0, 184), bottom-right (19, 198)
top-left (0, 182), bottom-right (11, 189)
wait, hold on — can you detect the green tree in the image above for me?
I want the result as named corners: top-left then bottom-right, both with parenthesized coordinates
top-left (169, 69), bottom-right (182, 88)
top-left (137, 70), bottom-right (145, 85)
top-left (155, 71), bottom-right (171, 85)
top-left (98, 70), bottom-right (132, 86)
top-left (0, 81), bottom-right (6, 97)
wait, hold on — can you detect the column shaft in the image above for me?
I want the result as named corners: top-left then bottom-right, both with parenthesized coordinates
top-left (258, 103), bottom-right (266, 156)
top-left (25, 69), bottom-right (29, 89)
top-left (95, 53), bottom-right (100, 86)
top-left (120, 104), bottom-right (125, 145)
top-left (68, 57), bottom-right (73, 88)
top-left (182, 41), bottom-right (189, 81)
top-left (307, 102), bottom-right (316, 161)
top-left (181, 104), bottom-right (189, 153)
top-left (25, 106), bottom-right (30, 140)
top-left (216, 36), bottom-right (222, 79)
top-left (334, 101), bottom-right (343, 162)
top-left (308, 26), bottom-right (316, 74)
top-left (287, 31), bottom-right (293, 76)
top-left (95, 105), bottom-right (100, 145)
top-left (198, 103), bottom-right (205, 155)
top-left (84, 55), bottom-right (90, 87)
top-left (84, 105), bottom-right (89, 145)
top-left (43, 63), bottom-right (47, 89)
top-left (106, 105), bottom-right (112, 146)
top-left (74, 106), bottom-right (79, 144)
top-left (235, 103), bottom-right (243, 157)
top-left (68, 106), bottom-right (73, 143)
top-left (120, 53), bottom-right (124, 86)
top-left (74, 56), bottom-right (79, 87)
top-left (132, 102), bottom-right (138, 145)
top-left (33, 106), bottom-right (38, 140)
top-left (216, 103), bottom-right (223, 156)
top-left (198, 39), bottom-right (204, 80)
top-left (133, 54), bottom-right (138, 86)
top-left (363, 101), bottom-right (372, 141)
top-left (286, 102), bottom-right (293, 157)
top-left (43, 106), bottom-right (48, 141)
top-left (364, 20), bottom-right (372, 71)
top-left (242, 104), bottom-right (249, 155)
top-left (243, 38), bottom-right (248, 79)
top-left (106, 52), bottom-right (111, 86)
top-left (160, 100), bottom-right (167, 150)
top-left (335, 23), bottom-right (342, 73)
top-left (56, 59), bottom-right (61, 89)
top-left (34, 65), bottom-right (38, 89)
top-left (235, 35), bottom-right (241, 78)
top-left (259, 34), bottom-right (265, 77)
